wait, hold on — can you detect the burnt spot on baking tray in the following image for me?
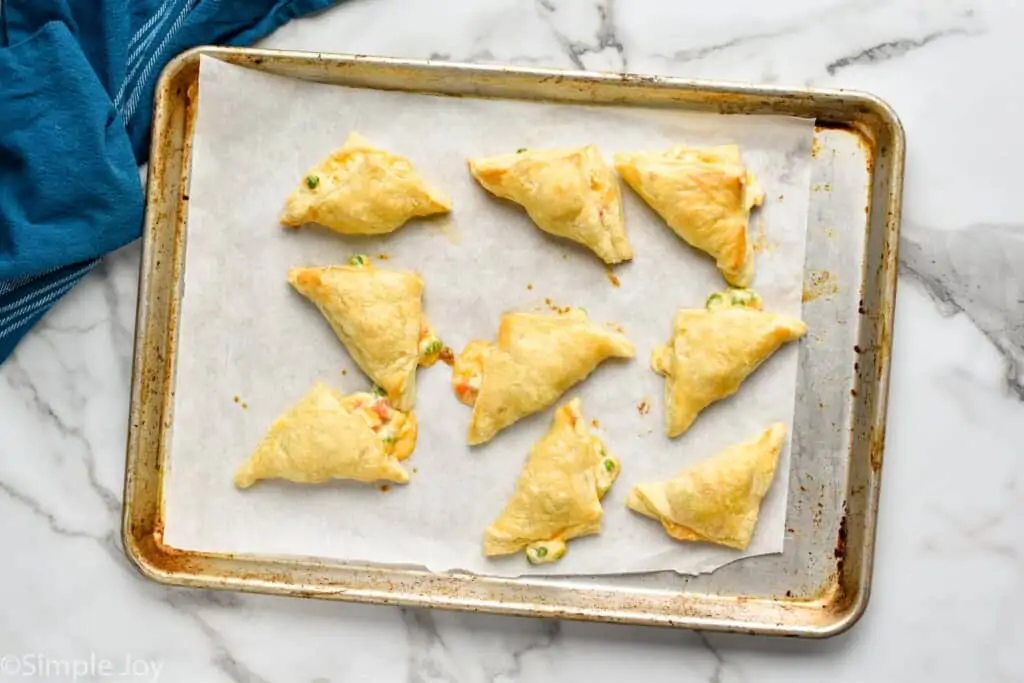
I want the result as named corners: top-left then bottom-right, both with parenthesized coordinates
top-left (834, 508), bottom-right (849, 574)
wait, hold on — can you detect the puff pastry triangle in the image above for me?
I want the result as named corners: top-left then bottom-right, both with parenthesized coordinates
top-left (234, 383), bottom-right (414, 488)
top-left (469, 146), bottom-right (633, 264)
top-left (281, 132), bottom-right (451, 234)
top-left (627, 422), bottom-right (786, 549)
top-left (484, 399), bottom-right (620, 563)
top-left (615, 144), bottom-right (764, 285)
top-left (289, 257), bottom-right (442, 410)
top-left (651, 289), bottom-right (806, 437)
top-left (452, 309), bottom-right (635, 444)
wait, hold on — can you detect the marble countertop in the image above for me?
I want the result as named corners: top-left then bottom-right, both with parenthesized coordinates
top-left (2, 1), bottom-right (1021, 681)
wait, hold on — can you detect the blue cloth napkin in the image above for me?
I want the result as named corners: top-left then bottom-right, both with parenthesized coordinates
top-left (0, 0), bottom-right (338, 362)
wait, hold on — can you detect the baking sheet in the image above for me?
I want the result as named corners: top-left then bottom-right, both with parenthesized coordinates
top-left (162, 55), bottom-right (814, 576)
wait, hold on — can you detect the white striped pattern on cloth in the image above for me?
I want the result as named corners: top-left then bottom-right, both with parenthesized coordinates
top-left (0, 261), bottom-right (99, 331)
top-left (0, 267), bottom-right (60, 297)
top-left (1, 0), bottom-right (202, 353)
top-left (127, 0), bottom-right (174, 52)
top-left (125, 0), bottom-right (198, 120)
top-left (115, 0), bottom-right (184, 108)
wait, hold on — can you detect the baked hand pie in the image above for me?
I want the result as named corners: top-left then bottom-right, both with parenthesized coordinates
top-left (281, 132), bottom-right (451, 235)
top-left (452, 309), bottom-right (635, 445)
top-left (615, 144), bottom-right (764, 286)
top-left (627, 422), bottom-right (786, 549)
top-left (484, 399), bottom-right (619, 564)
top-left (288, 256), bottom-right (442, 411)
top-left (651, 288), bottom-right (806, 437)
top-left (468, 145), bottom-right (633, 264)
top-left (234, 382), bottom-right (416, 488)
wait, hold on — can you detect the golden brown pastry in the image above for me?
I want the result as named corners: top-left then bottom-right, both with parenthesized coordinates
top-left (484, 399), bottom-right (619, 563)
top-left (615, 144), bottom-right (764, 285)
top-left (469, 145), bottom-right (633, 264)
top-left (288, 256), bottom-right (442, 410)
top-left (281, 132), bottom-right (451, 234)
top-left (627, 423), bottom-right (786, 549)
top-left (452, 309), bottom-right (635, 445)
top-left (234, 382), bottom-right (416, 488)
top-left (652, 288), bottom-right (806, 437)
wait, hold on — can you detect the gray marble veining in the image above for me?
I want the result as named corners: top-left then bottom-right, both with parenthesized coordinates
top-left (535, 0), bottom-right (628, 70)
top-left (826, 28), bottom-right (976, 75)
top-left (901, 223), bottom-right (1024, 399)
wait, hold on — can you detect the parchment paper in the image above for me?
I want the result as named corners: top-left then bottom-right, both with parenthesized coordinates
top-left (163, 56), bottom-right (815, 576)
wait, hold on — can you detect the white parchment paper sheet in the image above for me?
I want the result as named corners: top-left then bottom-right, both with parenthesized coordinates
top-left (163, 56), bottom-right (814, 576)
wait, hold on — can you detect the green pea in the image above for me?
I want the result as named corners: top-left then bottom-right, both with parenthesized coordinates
top-left (526, 544), bottom-right (557, 564)
top-left (305, 174), bottom-right (320, 189)
top-left (370, 385), bottom-right (386, 398)
top-left (349, 254), bottom-right (368, 266)
top-left (603, 458), bottom-right (616, 473)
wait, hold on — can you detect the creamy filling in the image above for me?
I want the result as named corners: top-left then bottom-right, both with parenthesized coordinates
top-left (452, 344), bottom-right (487, 405)
top-left (378, 424), bottom-right (397, 444)
top-left (594, 444), bottom-right (619, 497)
top-left (347, 392), bottom-right (402, 451)
top-left (525, 540), bottom-right (567, 565)
top-left (705, 287), bottom-right (763, 311)
top-left (453, 371), bottom-right (481, 405)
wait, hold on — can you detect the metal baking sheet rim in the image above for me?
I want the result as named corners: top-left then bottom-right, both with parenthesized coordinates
top-left (123, 46), bottom-right (904, 638)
